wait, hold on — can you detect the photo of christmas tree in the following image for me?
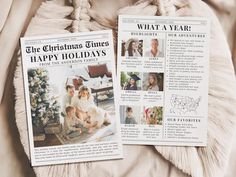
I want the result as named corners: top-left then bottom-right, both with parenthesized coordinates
top-left (28, 68), bottom-right (61, 144)
top-left (28, 62), bottom-right (118, 148)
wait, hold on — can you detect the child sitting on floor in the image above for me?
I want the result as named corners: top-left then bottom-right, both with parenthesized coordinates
top-left (64, 106), bottom-right (93, 138)
top-left (64, 106), bottom-right (82, 135)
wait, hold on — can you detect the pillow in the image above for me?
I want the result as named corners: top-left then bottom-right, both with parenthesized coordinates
top-left (88, 64), bottom-right (109, 78)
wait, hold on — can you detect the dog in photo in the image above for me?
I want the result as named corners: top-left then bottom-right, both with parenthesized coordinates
top-left (87, 106), bottom-right (111, 128)
top-left (145, 106), bottom-right (162, 125)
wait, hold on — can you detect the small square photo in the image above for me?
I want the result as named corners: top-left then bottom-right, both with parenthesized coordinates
top-left (144, 39), bottom-right (165, 58)
top-left (142, 106), bottom-right (163, 125)
top-left (121, 38), bottom-right (143, 57)
top-left (120, 72), bottom-right (142, 91)
top-left (142, 73), bottom-right (164, 91)
top-left (120, 105), bottom-right (141, 124)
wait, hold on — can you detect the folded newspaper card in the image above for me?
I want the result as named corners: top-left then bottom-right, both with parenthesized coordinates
top-left (117, 15), bottom-right (210, 146)
top-left (20, 30), bottom-right (123, 166)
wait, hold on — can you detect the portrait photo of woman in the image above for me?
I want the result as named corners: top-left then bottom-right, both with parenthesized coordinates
top-left (121, 38), bottom-right (143, 57)
top-left (142, 73), bottom-right (164, 91)
top-left (121, 72), bottom-right (142, 91)
top-left (123, 74), bottom-right (140, 90)
top-left (146, 73), bottom-right (159, 91)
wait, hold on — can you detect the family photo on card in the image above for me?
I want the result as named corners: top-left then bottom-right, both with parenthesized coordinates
top-left (21, 31), bottom-right (123, 166)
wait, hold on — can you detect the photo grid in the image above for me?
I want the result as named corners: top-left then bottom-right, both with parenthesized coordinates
top-left (119, 37), bottom-right (165, 126)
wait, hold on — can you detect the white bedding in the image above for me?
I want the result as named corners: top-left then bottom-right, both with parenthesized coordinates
top-left (1, 0), bottom-right (236, 177)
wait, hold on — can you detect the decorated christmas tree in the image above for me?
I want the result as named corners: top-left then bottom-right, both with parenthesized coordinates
top-left (28, 68), bottom-right (60, 128)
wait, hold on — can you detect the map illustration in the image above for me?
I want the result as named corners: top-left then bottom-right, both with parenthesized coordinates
top-left (170, 94), bottom-right (201, 115)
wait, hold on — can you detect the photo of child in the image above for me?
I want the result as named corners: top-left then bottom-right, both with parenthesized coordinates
top-left (125, 107), bottom-right (137, 124)
top-left (142, 106), bottom-right (163, 125)
top-left (120, 72), bottom-right (142, 91)
top-left (64, 106), bottom-right (93, 139)
top-left (64, 106), bottom-right (82, 134)
top-left (71, 85), bottom-right (111, 129)
top-left (144, 39), bottom-right (164, 58)
top-left (120, 105), bottom-right (140, 124)
top-left (142, 73), bottom-right (164, 91)
top-left (121, 38), bottom-right (143, 57)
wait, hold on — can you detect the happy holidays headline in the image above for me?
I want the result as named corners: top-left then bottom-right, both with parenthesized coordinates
top-left (25, 40), bottom-right (109, 63)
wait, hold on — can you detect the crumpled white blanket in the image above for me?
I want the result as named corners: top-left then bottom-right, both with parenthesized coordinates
top-left (13, 0), bottom-right (236, 177)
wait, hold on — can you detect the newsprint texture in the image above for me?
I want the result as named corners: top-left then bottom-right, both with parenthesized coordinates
top-left (20, 30), bottom-right (123, 166)
top-left (117, 15), bottom-right (210, 146)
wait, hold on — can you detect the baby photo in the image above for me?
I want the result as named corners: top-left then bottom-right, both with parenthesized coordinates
top-left (121, 38), bottom-right (143, 57)
top-left (120, 72), bottom-right (142, 91)
top-left (144, 38), bottom-right (165, 58)
top-left (29, 62), bottom-right (117, 147)
top-left (142, 106), bottom-right (163, 125)
top-left (142, 73), bottom-right (164, 91)
top-left (120, 105), bottom-right (140, 124)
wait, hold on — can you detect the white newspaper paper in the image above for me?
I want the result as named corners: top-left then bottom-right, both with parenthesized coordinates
top-left (117, 15), bottom-right (209, 146)
top-left (20, 30), bottom-right (123, 166)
